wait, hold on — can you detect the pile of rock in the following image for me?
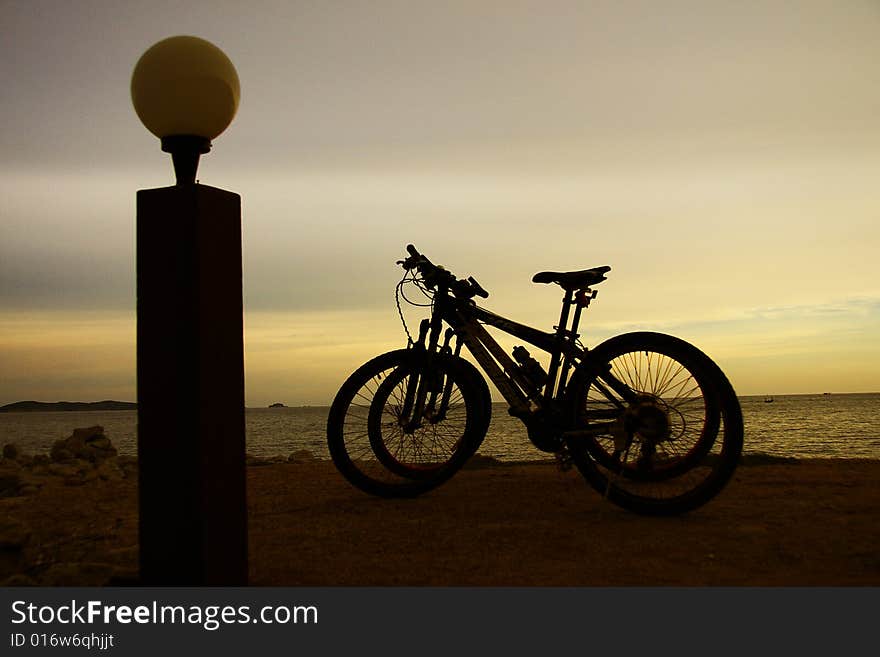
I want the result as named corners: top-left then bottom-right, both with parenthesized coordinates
top-left (0, 426), bottom-right (137, 498)
top-left (1, 426), bottom-right (141, 585)
top-left (1, 431), bottom-right (324, 586)
top-left (50, 425), bottom-right (117, 463)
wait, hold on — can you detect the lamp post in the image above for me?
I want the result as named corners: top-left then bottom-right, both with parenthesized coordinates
top-left (131, 36), bottom-right (247, 585)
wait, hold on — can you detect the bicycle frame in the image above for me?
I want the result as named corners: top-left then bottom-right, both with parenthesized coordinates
top-left (448, 303), bottom-right (573, 416)
top-left (420, 283), bottom-right (632, 426)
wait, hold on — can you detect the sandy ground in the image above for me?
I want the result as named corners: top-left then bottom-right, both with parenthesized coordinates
top-left (2, 458), bottom-right (878, 586)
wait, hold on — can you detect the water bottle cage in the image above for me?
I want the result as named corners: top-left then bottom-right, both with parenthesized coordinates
top-left (512, 346), bottom-right (549, 387)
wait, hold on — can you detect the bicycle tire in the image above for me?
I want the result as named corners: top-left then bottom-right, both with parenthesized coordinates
top-left (327, 349), bottom-right (491, 498)
top-left (566, 332), bottom-right (743, 515)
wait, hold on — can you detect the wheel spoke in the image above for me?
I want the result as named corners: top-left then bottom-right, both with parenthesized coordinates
top-left (568, 333), bottom-right (743, 514)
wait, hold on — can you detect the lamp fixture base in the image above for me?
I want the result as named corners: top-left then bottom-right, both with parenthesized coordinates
top-left (161, 135), bottom-right (212, 185)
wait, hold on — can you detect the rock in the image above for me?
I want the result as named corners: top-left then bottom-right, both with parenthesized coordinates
top-left (96, 459), bottom-right (124, 482)
top-left (463, 453), bottom-right (503, 469)
top-left (115, 456), bottom-right (137, 479)
top-left (81, 469), bottom-right (99, 483)
top-left (50, 442), bottom-right (75, 462)
top-left (741, 453), bottom-right (800, 466)
top-left (117, 455), bottom-right (137, 466)
top-left (288, 449), bottom-right (317, 463)
top-left (48, 463), bottom-right (80, 478)
top-left (71, 426), bottom-right (103, 441)
top-left (0, 458), bottom-right (27, 496)
top-left (0, 457), bottom-right (21, 470)
top-left (2, 443), bottom-right (21, 460)
top-left (29, 464), bottom-right (50, 477)
top-left (0, 458), bottom-right (22, 473)
top-left (74, 426), bottom-right (118, 462)
top-left (51, 426), bottom-right (117, 464)
top-left (88, 436), bottom-right (113, 450)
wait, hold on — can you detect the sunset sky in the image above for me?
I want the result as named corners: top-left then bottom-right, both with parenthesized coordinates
top-left (2, 0), bottom-right (879, 406)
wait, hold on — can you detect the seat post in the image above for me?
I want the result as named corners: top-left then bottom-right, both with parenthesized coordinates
top-left (545, 290), bottom-right (574, 400)
top-left (556, 289), bottom-right (574, 336)
top-left (557, 293), bottom-right (589, 394)
top-left (569, 292), bottom-right (586, 338)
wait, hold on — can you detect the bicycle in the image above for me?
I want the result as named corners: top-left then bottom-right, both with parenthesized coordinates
top-left (327, 244), bottom-right (743, 515)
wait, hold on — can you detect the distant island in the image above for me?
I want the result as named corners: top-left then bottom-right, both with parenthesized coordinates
top-left (0, 400), bottom-right (137, 413)
top-left (269, 402), bottom-right (286, 408)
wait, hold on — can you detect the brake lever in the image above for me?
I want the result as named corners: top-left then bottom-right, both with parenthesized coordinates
top-left (397, 255), bottom-right (421, 270)
top-left (467, 276), bottom-right (489, 299)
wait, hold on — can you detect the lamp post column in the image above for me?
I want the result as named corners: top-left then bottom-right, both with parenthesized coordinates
top-left (131, 36), bottom-right (247, 585)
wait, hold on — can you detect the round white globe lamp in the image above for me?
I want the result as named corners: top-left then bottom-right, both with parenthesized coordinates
top-left (131, 36), bottom-right (240, 184)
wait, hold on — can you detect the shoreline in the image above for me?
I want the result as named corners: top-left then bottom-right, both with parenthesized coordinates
top-left (1, 456), bottom-right (878, 586)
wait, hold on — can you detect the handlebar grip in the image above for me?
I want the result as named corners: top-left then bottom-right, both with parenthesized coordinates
top-left (406, 244), bottom-right (420, 257)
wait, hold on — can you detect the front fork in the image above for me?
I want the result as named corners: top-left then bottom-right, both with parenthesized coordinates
top-left (401, 317), bottom-right (460, 433)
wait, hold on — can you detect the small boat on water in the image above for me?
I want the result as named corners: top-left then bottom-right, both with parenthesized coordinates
top-left (764, 396), bottom-right (774, 403)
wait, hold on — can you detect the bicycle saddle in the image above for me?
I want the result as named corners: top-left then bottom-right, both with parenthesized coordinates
top-left (532, 266), bottom-right (611, 291)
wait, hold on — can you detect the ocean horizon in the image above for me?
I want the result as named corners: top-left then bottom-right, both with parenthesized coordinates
top-left (1, 392), bottom-right (878, 463)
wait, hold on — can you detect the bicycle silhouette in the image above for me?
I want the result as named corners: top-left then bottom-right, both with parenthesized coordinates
top-left (327, 245), bottom-right (743, 515)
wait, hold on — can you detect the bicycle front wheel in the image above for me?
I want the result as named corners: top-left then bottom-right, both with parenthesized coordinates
top-left (327, 349), bottom-right (491, 498)
top-left (566, 332), bottom-right (743, 515)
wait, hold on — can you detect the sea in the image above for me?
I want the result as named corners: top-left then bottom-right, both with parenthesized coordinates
top-left (0, 393), bottom-right (877, 462)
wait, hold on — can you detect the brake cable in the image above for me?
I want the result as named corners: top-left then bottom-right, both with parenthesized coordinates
top-left (395, 268), bottom-right (432, 347)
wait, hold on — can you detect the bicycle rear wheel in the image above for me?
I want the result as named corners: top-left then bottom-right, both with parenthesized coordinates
top-left (327, 349), bottom-right (491, 497)
top-left (566, 332), bottom-right (743, 515)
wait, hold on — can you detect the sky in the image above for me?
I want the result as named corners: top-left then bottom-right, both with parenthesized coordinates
top-left (1, 0), bottom-right (879, 406)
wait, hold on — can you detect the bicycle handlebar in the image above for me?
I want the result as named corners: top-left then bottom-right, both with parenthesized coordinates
top-left (400, 244), bottom-right (489, 299)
